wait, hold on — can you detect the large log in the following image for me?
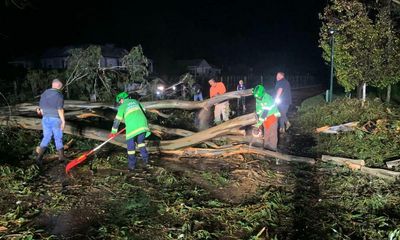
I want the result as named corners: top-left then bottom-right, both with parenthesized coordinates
top-left (0, 115), bottom-right (314, 163)
top-left (162, 145), bottom-right (316, 164)
top-left (160, 113), bottom-right (256, 150)
top-left (1, 89), bottom-right (253, 113)
top-left (0, 115), bottom-right (254, 150)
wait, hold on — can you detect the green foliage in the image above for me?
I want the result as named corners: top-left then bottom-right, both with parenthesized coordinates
top-left (122, 45), bottom-right (149, 83)
top-left (201, 171), bottom-right (230, 187)
top-left (0, 126), bottom-right (41, 163)
top-left (297, 96), bottom-right (400, 166)
top-left (23, 69), bottom-right (63, 99)
top-left (65, 45), bottom-right (109, 100)
top-left (298, 96), bottom-right (389, 131)
top-left (320, 0), bottom-right (400, 93)
top-left (63, 44), bottom-right (150, 101)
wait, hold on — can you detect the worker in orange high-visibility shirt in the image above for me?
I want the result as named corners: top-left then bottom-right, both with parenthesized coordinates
top-left (208, 78), bottom-right (229, 124)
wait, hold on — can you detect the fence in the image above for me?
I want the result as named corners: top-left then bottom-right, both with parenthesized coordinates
top-left (216, 74), bottom-right (320, 92)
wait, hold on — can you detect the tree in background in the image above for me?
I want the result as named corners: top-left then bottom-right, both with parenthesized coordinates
top-left (320, 0), bottom-right (400, 101)
top-left (122, 45), bottom-right (149, 83)
top-left (371, 3), bottom-right (400, 102)
top-left (64, 45), bottom-right (151, 101)
top-left (64, 45), bottom-right (104, 100)
top-left (24, 69), bottom-right (62, 99)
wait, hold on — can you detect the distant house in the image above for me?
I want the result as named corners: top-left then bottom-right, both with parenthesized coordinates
top-left (8, 56), bottom-right (34, 69)
top-left (40, 44), bottom-right (129, 69)
top-left (177, 59), bottom-right (221, 77)
top-left (9, 44), bottom-right (153, 72)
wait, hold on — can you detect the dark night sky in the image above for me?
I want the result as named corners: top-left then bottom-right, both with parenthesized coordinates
top-left (0, 0), bottom-right (329, 76)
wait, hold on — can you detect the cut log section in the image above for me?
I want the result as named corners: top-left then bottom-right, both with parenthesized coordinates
top-left (321, 155), bottom-right (365, 170)
top-left (385, 159), bottom-right (400, 169)
top-left (316, 122), bottom-right (359, 134)
top-left (322, 155), bottom-right (400, 180)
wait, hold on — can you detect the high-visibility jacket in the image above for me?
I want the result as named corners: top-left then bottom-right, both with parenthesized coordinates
top-left (210, 82), bottom-right (227, 98)
top-left (255, 93), bottom-right (280, 127)
top-left (111, 99), bottom-right (151, 140)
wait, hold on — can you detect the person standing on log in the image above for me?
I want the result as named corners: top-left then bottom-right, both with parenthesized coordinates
top-left (274, 72), bottom-right (292, 133)
top-left (209, 78), bottom-right (229, 125)
top-left (35, 79), bottom-right (66, 167)
top-left (253, 85), bottom-right (281, 151)
top-left (236, 79), bottom-right (246, 115)
top-left (109, 92), bottom-right (151, 171)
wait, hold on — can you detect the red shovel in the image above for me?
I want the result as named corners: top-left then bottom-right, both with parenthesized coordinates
top-left (65, 128), bottom-right (126, 175)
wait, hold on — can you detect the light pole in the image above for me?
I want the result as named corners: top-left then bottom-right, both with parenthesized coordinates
top-left (329, 28), bottom-right (335, 102)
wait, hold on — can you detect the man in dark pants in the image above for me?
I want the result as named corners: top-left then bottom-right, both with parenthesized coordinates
top-left (274, 72), bottom-right (292, 133)
top-left (109, 92), bottom-right (151, 171)
top-left (36, 79), bottom-right (66, 167)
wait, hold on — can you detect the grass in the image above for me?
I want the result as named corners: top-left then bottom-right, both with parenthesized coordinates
top-left (295, 95), bottom-right (400, 166)
top-left (1, 101), bottom-right (400, 239)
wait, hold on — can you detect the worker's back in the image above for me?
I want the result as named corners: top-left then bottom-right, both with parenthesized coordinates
top-left (117, 99), bottom-right (150, 139)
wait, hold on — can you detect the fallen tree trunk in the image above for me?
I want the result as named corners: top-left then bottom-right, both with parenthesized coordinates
top-left (160, 113), bottom-right (256, 150)
top-left (0, 115), bottom-right (253, 150)
top-left (0, 115), bottom-right (313, 163)
top-left (1, 89), bottom-right (253, 114)
top-left (162, 144), bottom-right (316, 164)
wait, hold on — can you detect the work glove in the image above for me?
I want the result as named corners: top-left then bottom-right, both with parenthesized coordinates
top-left (108, 133), bottom-right (117, 139)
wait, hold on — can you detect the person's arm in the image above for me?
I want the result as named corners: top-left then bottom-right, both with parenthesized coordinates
top-left (221, 83), bottom-right (227, 94)
top-left (111, 106), bottom-right (124, 134)
top-left (276, 88), bottom-right (283, 100)
top-left (58, 108), bottom-right (65, 130)
top-left (56, 94), bottom-right (65, 130)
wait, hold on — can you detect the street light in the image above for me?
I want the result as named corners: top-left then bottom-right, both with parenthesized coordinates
top-left (328, 28), bottom-right (335, 102)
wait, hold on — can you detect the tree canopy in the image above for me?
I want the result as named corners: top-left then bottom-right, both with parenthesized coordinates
top-left (319, 0), bottom-right (400, 93)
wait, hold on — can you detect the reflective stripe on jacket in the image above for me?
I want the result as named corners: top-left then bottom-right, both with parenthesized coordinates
top-left (111, 99), bottom-right (151, 140)
top-left (255, 93), bottom-right (280, 126)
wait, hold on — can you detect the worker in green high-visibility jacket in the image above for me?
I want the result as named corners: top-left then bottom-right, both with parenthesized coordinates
top-left (253, 85), bottom-right (281, 151)
top-left (109, 92), bottom-right (151, 170)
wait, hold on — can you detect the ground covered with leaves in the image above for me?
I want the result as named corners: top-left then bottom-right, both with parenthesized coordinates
top-left (1, 127), bottom-right (400, 240)
top-left (2, 96), bottom-right (400, 240)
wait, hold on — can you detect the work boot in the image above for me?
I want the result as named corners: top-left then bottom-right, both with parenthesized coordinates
top-left (57, 149), bottom-right (68, 164)
top-left (36, 147), bottom-right (46, 168)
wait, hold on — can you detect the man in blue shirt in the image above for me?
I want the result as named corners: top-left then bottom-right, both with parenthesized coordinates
top-left (274, 72), bottom-right (292, 133)
top-left (36, 79), bottom-right (66, 167)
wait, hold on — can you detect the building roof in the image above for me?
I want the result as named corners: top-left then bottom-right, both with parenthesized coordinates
top-left (177, 59), bottom-right (207, 67)
top-left (41, 44), bottom-right (128, 58)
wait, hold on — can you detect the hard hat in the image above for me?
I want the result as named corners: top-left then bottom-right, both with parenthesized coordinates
top-left (116, 92), bottom-right (129, 103)
top-left (253, 85), bottom-right (265, 99)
